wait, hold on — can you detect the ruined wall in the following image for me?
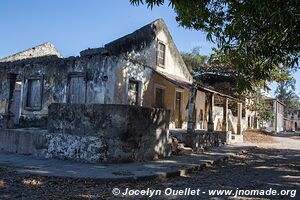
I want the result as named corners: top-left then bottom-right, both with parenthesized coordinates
top-left (0, 54), bottom-right (120, 128)
top-left (0, 19), bottom-right (192, 130)
top-left (110, 58), bottom-right (153, 106)
top-left (47, 104), bottom-right (171, 162)
top-left (0, 68), bottom-right (8, 115)
top-left (0, 42), bottom-right (62, 62)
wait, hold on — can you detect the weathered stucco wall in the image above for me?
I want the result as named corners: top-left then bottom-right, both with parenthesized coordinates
top-left (0, 19), bottom-right (193, 131)
top-left (47, 104), bottom-right (171, 162)
top-left (0, 54), bottom-right (136, 128)
top-left (105, 18), bottom-right (192, 84)
top-left (150, 74), bottom-right (189, 129)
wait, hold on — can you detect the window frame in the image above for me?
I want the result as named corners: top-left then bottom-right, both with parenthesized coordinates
top-left (127, 78), bottom-right (141, 106)
top-left (154, 84), bottom-right (166, 108)
top-left (24, 75), bottom-right (43, 111)
top-left (67, 72), bottom-right (87, 104)
top-left (156, 40), bottom-right (166, 68)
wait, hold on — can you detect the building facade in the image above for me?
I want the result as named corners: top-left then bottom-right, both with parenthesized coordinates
top-left (0, 19), bottom-right (193, 130)
top-left (285, 110), bottom-right (300, 132)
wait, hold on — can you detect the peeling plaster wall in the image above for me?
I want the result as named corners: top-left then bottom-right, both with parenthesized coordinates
top-left (0, 104), bottom-right (172, 163)
top-left (150, 74), bottom-right (190, 129)
top-left (0, 19), bottom-right (193, 130)
top-left (0, 42), bottom-right (62, 62)
top-left (0, 69), bottom-right (8, 114)
top-left (47, 104), bottom-right (172, 162)
top-left (44, 133), bottom-right (107, 162)
top-left (155, 31), bottom-right (192, 82)
top-left (0, 54), bottom-right (117, 128)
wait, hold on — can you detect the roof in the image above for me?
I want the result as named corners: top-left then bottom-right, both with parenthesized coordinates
top-left (0, 42), bottom-right (63, 62)
top-left (196, 85), bottom-right (243, 103)
top-left (104, 19), bottom-right (159, 55)
top-left (103, 18), bottom-right (192, 81)
top-left (154, 70), bottom-right (193, 89)
top-left (264, 97), bottom-right (285, 106)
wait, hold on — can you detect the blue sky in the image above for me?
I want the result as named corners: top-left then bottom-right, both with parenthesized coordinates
top-left (0, 0), bottom-right (299, 96)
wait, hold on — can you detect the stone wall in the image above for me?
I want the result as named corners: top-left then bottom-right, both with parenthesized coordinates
top-left (170, 130), bottom-right (228, 151)
top-left (46, 104), bottom-right (172, 163)
top-left (192, 131), bottom-right (220, 149)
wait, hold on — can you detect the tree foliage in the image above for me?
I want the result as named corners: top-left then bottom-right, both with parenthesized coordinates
top-left (247, 91), bottom-right (274, 125)
top-left (181, 47), bottom-right (260, 92)
top-left (180, 47), bottom-right (209, 74)
top-left (275, 77), bottom-right (300, 114)
top-left (130, 0), bottom-right (300, 90)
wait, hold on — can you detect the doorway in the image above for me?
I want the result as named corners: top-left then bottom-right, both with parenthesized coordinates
top-left (296, 122), bottom-right (298, 131)
top-left (174, 90), bottom-right (182, 128)
top-left (11, 81), bottom-right (22, 125)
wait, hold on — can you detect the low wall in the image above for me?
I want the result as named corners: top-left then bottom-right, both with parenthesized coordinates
top-left (170, 130), bottom-right (231, 151)
top-left (45, 104), bottom-right (172, 163)
top-left (0, 114), bottom-right (3, 129)
top-left (0, 128), bottom-right (48, 155)
top-left (188, 131), bottom-right (220, 150)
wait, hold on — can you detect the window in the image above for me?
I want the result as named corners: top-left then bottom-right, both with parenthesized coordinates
top-left (128, 79), bottom-right (139, 106)
top-left (200, 109), bottom-right (204, 121)
top-left (25, 76), bottom-right (43, 110)
top-left (157, 42), bottom-right (166, 66)
top-left (68, 73), bottom-right (86, 103)
top-left (155, 87), bottom-right (165, 108)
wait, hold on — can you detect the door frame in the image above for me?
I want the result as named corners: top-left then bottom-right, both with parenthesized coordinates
top-left (16, 81), bottom-right (23, 124)
top-left (174, 88), bottom-right (183, 128)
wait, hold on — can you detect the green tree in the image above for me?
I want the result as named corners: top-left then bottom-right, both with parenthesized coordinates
top-left (275, 77), bottom-right (300, 114)
top-left (180, 47), bottom-right (209, 74)
top-left (130, 0), bottom-right (300, 90)
top-left (247, 91), bottom-right (274, 126)
top-left (181, 47), bottom-right (260, 92)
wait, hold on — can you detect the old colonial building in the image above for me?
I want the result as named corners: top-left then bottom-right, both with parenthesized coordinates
top-left (285, 110), bottom-right (300, 132)
top-left (0, 19), bottom-right (246, 162)
top-left (0, 19), bottom-right (193, 130)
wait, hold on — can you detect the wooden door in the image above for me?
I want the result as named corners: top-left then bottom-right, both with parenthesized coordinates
top-left (69, 76), bottom-right (86, 103)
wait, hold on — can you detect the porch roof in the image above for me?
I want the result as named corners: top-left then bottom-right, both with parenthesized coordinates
top-left (196, 85), bottom-right (244, 103)
top-left (153, 70), bottom-right (193, 89)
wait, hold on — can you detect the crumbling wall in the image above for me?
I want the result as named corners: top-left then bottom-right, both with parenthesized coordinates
top-left (47, 104), bottom-right (172, 162)
top-left (0, 42), bottom-right (62, 62)
top-left (0, 53), bottom-right (119, 128)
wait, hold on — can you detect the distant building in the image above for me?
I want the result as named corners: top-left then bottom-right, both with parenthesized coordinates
top-left (285, 110), bottom-right (300, 132)
top-left (263, 98), bottom-right (285, 133)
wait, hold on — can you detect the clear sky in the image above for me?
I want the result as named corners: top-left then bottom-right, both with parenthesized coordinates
top-left (0, 0), bottom-right (299, 96)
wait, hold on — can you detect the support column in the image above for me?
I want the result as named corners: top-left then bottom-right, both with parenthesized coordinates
top-left (222, 98), bottom-right (229, 132)
top-left (187, 87), bottom-right (197, 134)
top-left (273, 100), bottom-right (278, 133)
top-left (208, 93), bottom-right (215, 132)
top-left (237, 102), bottom-right (243, 135)
top-left (249, 116), bottom-right (252, 129)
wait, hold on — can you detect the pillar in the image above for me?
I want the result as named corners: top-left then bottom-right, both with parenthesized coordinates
top-left (273, 100), bottom-right (278, 133)
top-left (222, 98), bottom-right (229, 132)
top-left (208, 93), bottom-right (215, 132)
top-left (187, 87), bottom-right (197, 134)
top-left (237, 102), bottom-right (242, 135)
